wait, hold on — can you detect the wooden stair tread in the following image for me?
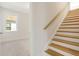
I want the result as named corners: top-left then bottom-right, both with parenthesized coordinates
top-left (63, 20), bottom-right (79, 23)
top-left (59, 28), bottom-right (79, 30)
top-left (58, 29), bottom-right (79, 33)
top-left (57, 30), bottom-right (79, 34)
top-left (60, 25), bottom-right (79, 27)
top-left (65, 17), bottom-right (79, 20)
top-left (49, 43), bottom-right (79, 56)
top-left (59, 27), bottom-right (79, 29)
top-left (62, 22), bottom-right (79, 24)
top-left (53, 39), bottom-right (79, 46)
top-left (55, 33), bottom-right (79, 39)
top-left (45, 49), bottom-right (63, 56)
top-left (46, 9), bottom-right (79, 56)
top-left (54, 36), bottom-right (79, 43)
top-left (66, 9), bottom-right (79, 17)
top-left (56, 32), bottom-right (79, 37)
top-left (61, 24), bottom-right (79, 27)
top-left (61, 23), bottom-right (79, 25)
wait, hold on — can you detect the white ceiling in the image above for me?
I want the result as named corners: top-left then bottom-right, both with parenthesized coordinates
top-left (0, 2), bottom-right (30, 13)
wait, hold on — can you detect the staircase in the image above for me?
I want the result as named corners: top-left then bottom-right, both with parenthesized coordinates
top-left (45, 9), bottom-right (79, 56)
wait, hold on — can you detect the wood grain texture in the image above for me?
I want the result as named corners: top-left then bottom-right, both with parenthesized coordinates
top-left (56, 33), bottom-right (79, 39)
top-left (59, 27), bottom-right (79, 29)
top-left (53, 39), bottom-right (79, 46)
top-left (45, 8), bottom-right (79, 56)
top-left (45, 49), bottom-right (63, 56)
top-left (49, 43), bottom-right (79, 56)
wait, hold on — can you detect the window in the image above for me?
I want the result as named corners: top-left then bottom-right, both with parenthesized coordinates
top-left (5, 16), bottom-right (17, 32)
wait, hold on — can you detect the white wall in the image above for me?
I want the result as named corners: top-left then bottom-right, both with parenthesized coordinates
top-left (0, 7), bottom-right (29, 42)
top-left (0, 39), bottom-right (30, 56)
top-left (29, 2), bottom-right (69, 56)
top-left (46, 3), bottom-right (69, 39)
top-left (70, 2), bottom-right (79, 10)
top-left (0, 7), bottom-right (30, 56)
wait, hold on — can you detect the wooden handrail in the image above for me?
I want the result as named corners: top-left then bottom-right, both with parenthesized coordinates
top-left (44, 4), bottom-right (69, 30)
